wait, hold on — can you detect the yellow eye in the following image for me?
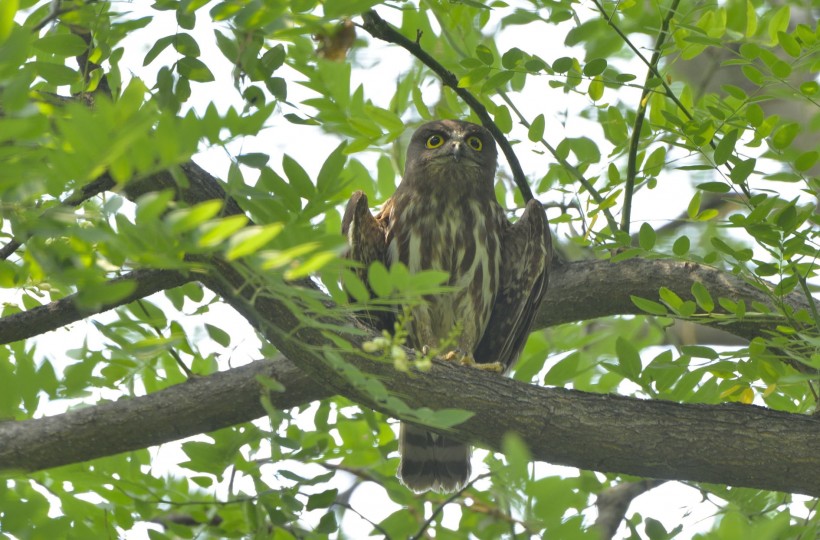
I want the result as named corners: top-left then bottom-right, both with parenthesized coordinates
top-left (467, 136), bottom-right (483, 151)
top-left (426, 134), bottom-right (444, 148)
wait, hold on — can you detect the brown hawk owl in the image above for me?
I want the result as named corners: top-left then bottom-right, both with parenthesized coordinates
top-left (343, 119), bottom-right (552, 493)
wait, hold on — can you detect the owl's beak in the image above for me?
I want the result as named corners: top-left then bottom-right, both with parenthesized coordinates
top-left (449, 140), bottom-right (465, 161)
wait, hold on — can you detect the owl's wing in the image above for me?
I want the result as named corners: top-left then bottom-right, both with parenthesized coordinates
top-left (342, 191), bottom-right (393, 330)
top-left (474, 198), bottom-right (552, 371)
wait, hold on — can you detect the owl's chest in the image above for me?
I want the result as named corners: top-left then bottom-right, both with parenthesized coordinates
top-left (387, 198), bottom-right (501, 281)
top-left (386, 196), bottom-right (503, 347)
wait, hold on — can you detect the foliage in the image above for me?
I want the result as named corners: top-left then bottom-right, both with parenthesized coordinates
top-left (0, 0), bottom-right (818, 538)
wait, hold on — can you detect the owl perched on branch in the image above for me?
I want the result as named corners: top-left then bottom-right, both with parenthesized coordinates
top-left (343, 119), bottom-right (552, 493)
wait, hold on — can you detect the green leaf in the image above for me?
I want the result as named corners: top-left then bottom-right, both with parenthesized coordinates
top-left (691, 281), bottom-right (714, 312)
top-left (165, 200), bottom-right (223, 233)
top-left (285, 251), bottom-right (336, 279)
top-left (630, 295), bottom-right (668, 316)
top-left (501, 432), bottom-right (532, 484)
top-left (744, 0), bottom-right (758, 36)
top-left (501, 47), bottom-right (524, 69)
top-left (588, 76), bottom-right (604, 101)
top-left (341, 269), bottom-right (370, 303)
top-left (729, 158), bottom-right (755, 184)
top-left (367, 261), bottom-right (392, 298)
top-left (696, 181), bottom-right (730, 193)
top-left (771, 122), bottom-right (800, 149)
top-left (643, 147), bottom-right (666, 176)
top-left (767, 5), bottom-right (790, 45)
top-left (672, 235), bottom-right (690, 256)
top-left (687, 190), bottom-right (702, 220)
top-left (0, 0), bottom-right (16, 43)
top-left (306, 489), bottom-right (338, 511)
top-left (197, 215), bottom-right (249, 247)
top-left (552, 56), bottom-right (573, 73)
top-left (316, 143), bottom-right (348, 195)
top-left (795, 151), bottom-right (818, 172)
top-left (659, 287), bottom-right (683, 311)
top-left (639, 223), bottom-right (656, 250)
top-left (144, 35), bottom-right (175, 65)
top-left (29, 61), bottom-right (78, 85)
top-left (205, 323), bottom-right (231, 347)
top-left (475, 44), bottom-right (494, 65)
top-left (177, 57), bottom-right (215, 82)
top-left (528, 114), bottom-right (545, 142)
top-left (76, 280), bottom-right (137, 309)
top-left (615, 336), bottom-right (642, 380)
top-left (225, 224), bottom-right (285, 260)
top-left (282, 154), bottom-right (315, 198)
top-left (713, 129), bottom-right (738, 165)
top-left (681, 345), bottom-right (718, 360)
top-left (34, 33), bottom-right (88, 56)
top-left (494, 104), bottom-right (512, 133)
top-left (582, 58), bottom-right (607, 76)
top-left (423, 408), bottom-right (474, 429)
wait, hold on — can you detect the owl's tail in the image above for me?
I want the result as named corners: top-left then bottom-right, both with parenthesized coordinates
top-left (398, 423), bottom-right (471, 493)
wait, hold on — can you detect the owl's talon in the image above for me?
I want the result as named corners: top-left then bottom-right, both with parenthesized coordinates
top-left (441, 350), bottom-right (504, 372)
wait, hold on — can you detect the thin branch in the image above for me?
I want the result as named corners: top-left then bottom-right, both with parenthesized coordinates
top-left (409, 473), bottom-right (492, 540)
top-left (360, 10), bottom-right (534, 202)
top-left (332, 501), bottom-right (393, 539)
top-left (135, 299), bottom-right (196, 378)
top-left (622, 0), bottom-right (680, 235)
top-left (497, 90), bottom-right (621, 234)
top-left (0, 269), bottom-right (192, 345)
top-left (595, 479), bottom-right (668, 540)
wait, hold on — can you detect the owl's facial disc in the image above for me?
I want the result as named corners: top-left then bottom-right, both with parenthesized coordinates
top-left (425, 131), bottom-right (482, 165)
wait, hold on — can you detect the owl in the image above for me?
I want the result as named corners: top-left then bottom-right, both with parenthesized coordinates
top-left (343, 119), bottom-right (552, 493)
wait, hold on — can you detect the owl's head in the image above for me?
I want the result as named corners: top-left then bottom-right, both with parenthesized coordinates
top-left (405, 120), bottom-right (498, 177)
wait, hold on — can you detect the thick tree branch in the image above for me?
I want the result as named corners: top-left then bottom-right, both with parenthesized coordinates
top-left (0, 355), bottom-right (329, 472)
top-left (535, 258), bottom-right (813, 343)
top-left (1, 160), bottom-right (816, 498)
top-left (6, 301), bottom-right (820, 496)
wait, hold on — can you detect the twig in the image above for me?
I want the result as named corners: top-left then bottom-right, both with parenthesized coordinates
top-left (0, 173), bottom-right (116, 261)
top-left (409, 472), bottom-right (492, 540)
top-left (331, 501), bottom-right (393, 539)
top-left (595, 479), bottom-right (667, 540)
top-left (135, 299), bottom-right (196, 378)
top-left (622, 0), bottom-right (680, 235)
top-left (360, 10), bottom-right (534, 202)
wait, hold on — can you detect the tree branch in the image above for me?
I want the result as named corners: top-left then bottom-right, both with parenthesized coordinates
top-left (1, 159), bottom-right (815, 499)
top-left (0, 173), bottom-right (116, 261)
top-left (360, 10), bottom-right (534, 202)
top-left (0, 355), bottom-right (329, 472)
top-left (0, 269), bottom-right (192, 345)
top-left (5, 313), bottom-right (820, 496)
top-left (595, 479), bottom-right (668, 540)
